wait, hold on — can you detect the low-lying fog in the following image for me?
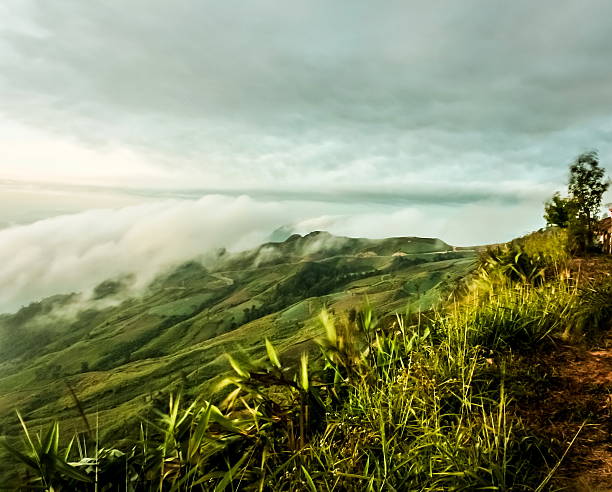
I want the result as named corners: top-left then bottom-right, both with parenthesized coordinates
top-left (0, 185), bottom-right (547, 313)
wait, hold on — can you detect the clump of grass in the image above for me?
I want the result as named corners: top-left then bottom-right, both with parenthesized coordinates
top-left (451, 279), bottom-right (578, 350)
top-left (302, 314), bottom-right (544, 491)
top-left (569, 278), bottom-right (612, 340)
top-left (476, 228), bottom-right (569, 288)
top-left (519, 228), bottom-right (570, 267)
top-left (0, 411), bottom-right (90, 490)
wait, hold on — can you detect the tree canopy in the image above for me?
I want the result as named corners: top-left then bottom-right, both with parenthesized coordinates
top-left (544, 192), bottom-right (571, 228)
top-left (568, 151), bottom-right (609, 225)
top-left (544, 151), bottom-right (609, 252)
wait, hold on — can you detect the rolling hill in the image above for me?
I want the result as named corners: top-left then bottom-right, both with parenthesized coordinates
top-left (0, 231), bottom-right (476, 442)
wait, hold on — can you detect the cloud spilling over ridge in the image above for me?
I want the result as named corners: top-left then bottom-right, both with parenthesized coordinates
top-left (0, 195), bottom-right (295, 313)
top-left (0, 193), bottom-right (548, 313)
top-left (290, 203), bottom-right (545, 247)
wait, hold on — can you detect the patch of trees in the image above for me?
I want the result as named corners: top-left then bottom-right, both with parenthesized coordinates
top-left (285, 262), bottom-right (335, 295)
top-left (387, 252), bottom-right (467, 273)
top-left (9, 302), bottom-right (45, 327)
top-left (0, 323), bottom-right (55, 361)
top-left (240, 262), bottom-right (381, 324)
top-left (92, 279), bottom-right (123, 299)
top-left (387, 257), bottom-right (428, 271)
top-left (431, 252), bottom-right (470, 261)
top-left (93, 314), bottom-right (190, 370)
top-left (273, 262), bottom-right (377, 302)
top-left (0, 299), bottom-right (110, 361)
top-left (33, 362), bottom-right (64, 381)
top-left (544, 151), bottom-right (610, 252)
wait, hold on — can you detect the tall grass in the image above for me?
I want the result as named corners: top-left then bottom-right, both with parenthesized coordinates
top-left (3, 228), bottom-right (604, 490)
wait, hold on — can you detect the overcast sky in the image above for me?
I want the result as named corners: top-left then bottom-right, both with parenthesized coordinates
top-left (1, 0), bottom-right (611, 311)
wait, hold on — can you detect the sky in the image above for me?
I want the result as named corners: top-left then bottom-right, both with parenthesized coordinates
top-left (1, 0), bottom-right (611, 312)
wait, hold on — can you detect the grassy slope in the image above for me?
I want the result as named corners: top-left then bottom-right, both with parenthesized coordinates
top-left (0, 232), bottom-right (476, 442)
top-left (1, 229), bottom-right (610, 489)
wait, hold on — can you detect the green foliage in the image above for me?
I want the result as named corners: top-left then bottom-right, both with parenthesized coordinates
top-left (92, 279), bottom-right (124, 300)
top-left (479, 245), bottom-right (547, 286)
top-left (467, 230), bottom-right (593, 349)
top-left (519, 228), bottom-right (569, 265)
top-left (544, 192), bottom-right (572, 228)
top-left (572, 278), bottom-right (612, 338)
top-left (567, 216), bottom-right (592, 254)
top-left (0, 412), bottom-right (90, 489)
top-left (4, 231), bottom-right (609, 489)
top-left (477, 229), bottom-right (569, 288)
top-left (546, 150), bottom-right (610, 252)
top-left (568, 151), bottom-right (609, 225)
top-left (456, 279), bottom-right (577, 350)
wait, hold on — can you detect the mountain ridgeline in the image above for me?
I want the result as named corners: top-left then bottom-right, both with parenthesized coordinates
top-left (0, 232), bottom-right (476, 440)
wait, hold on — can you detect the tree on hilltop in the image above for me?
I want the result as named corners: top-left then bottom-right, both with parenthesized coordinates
top-left (568, 151), bottom-right (608, 225)
top-left (568, 151), bottom-right (609, 251)
top-left (544, 151), bottom-right (610, 252)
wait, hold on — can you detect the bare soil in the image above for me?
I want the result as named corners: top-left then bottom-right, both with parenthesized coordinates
top-left (516, 330), bottom-right (611, 490)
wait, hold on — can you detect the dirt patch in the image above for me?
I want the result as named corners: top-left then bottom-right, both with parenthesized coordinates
top-left (569, 256), bottom-right (612, 284)
top-left (516, 333), bottom-right (612, 491)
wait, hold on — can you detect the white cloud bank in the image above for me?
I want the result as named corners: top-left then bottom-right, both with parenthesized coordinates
top-left (0, 195), bottom-right (294, 313)
top-left (0, 193), bottom-right (549, 313)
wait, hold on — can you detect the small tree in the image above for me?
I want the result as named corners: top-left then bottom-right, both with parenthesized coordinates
top-left (543, 192), bottom-right (572, 228)
top-left (567, 151), bottom-right (609, 251)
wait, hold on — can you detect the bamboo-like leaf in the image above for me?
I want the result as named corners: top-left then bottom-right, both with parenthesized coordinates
top-left (0, 438), bottom-right (39, 470)
top-left (301, 465), bottom-right (318, 492)
top-left (220, 387), bottom-right (242, 411)
top-left (258, 446), bottom-right (269, 492)
top-left (177, 399), bottom-right (197, 430)
top-left (64, 434), bottom-right (75, 462)
top-left (209, 405), bottom-right (246, 434)
top-left (265, 338), bottom-right (281, 369)
top-left (169, 464), bottom-right (201, 492)
top-left (227, 354), bottom-right (250, 378)
top-left (54, 459), bottom-right (92, 482)
top-left (319, 309), bottom-right (336, 345)
top-left (16, 411), bottom-right (38, 459)
top-left (41, 421), bottom-right (59, 455)
top-left (362, 304), bottom-right (373, 331)
top-left (300, 353), bottom-right (309, 392)
top-left (188, 402), bottom-right (214, 460)
top-left (215, 376), bottom-right (243, 393)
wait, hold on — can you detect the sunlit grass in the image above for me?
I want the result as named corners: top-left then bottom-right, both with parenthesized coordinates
top-left (2, 227), bottom-right (608, 490)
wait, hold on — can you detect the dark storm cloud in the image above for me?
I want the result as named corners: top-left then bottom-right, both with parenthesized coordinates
top-left (1, 0), bottom-right (612, 188)
top-left (134, 182), bottom-right (537, 207)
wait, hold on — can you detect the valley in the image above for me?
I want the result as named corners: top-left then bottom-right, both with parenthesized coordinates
top-left (0, 232), bottom-right (476, 442)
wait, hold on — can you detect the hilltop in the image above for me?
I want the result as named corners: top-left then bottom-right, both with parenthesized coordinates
top-left (0, 232), bottom-right (476, 443)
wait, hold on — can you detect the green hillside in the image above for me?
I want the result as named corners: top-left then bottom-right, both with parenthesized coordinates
top-left (0, 232), bottom-right (476, 444)
top-left (1, 228), bottom-right (610, 490)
